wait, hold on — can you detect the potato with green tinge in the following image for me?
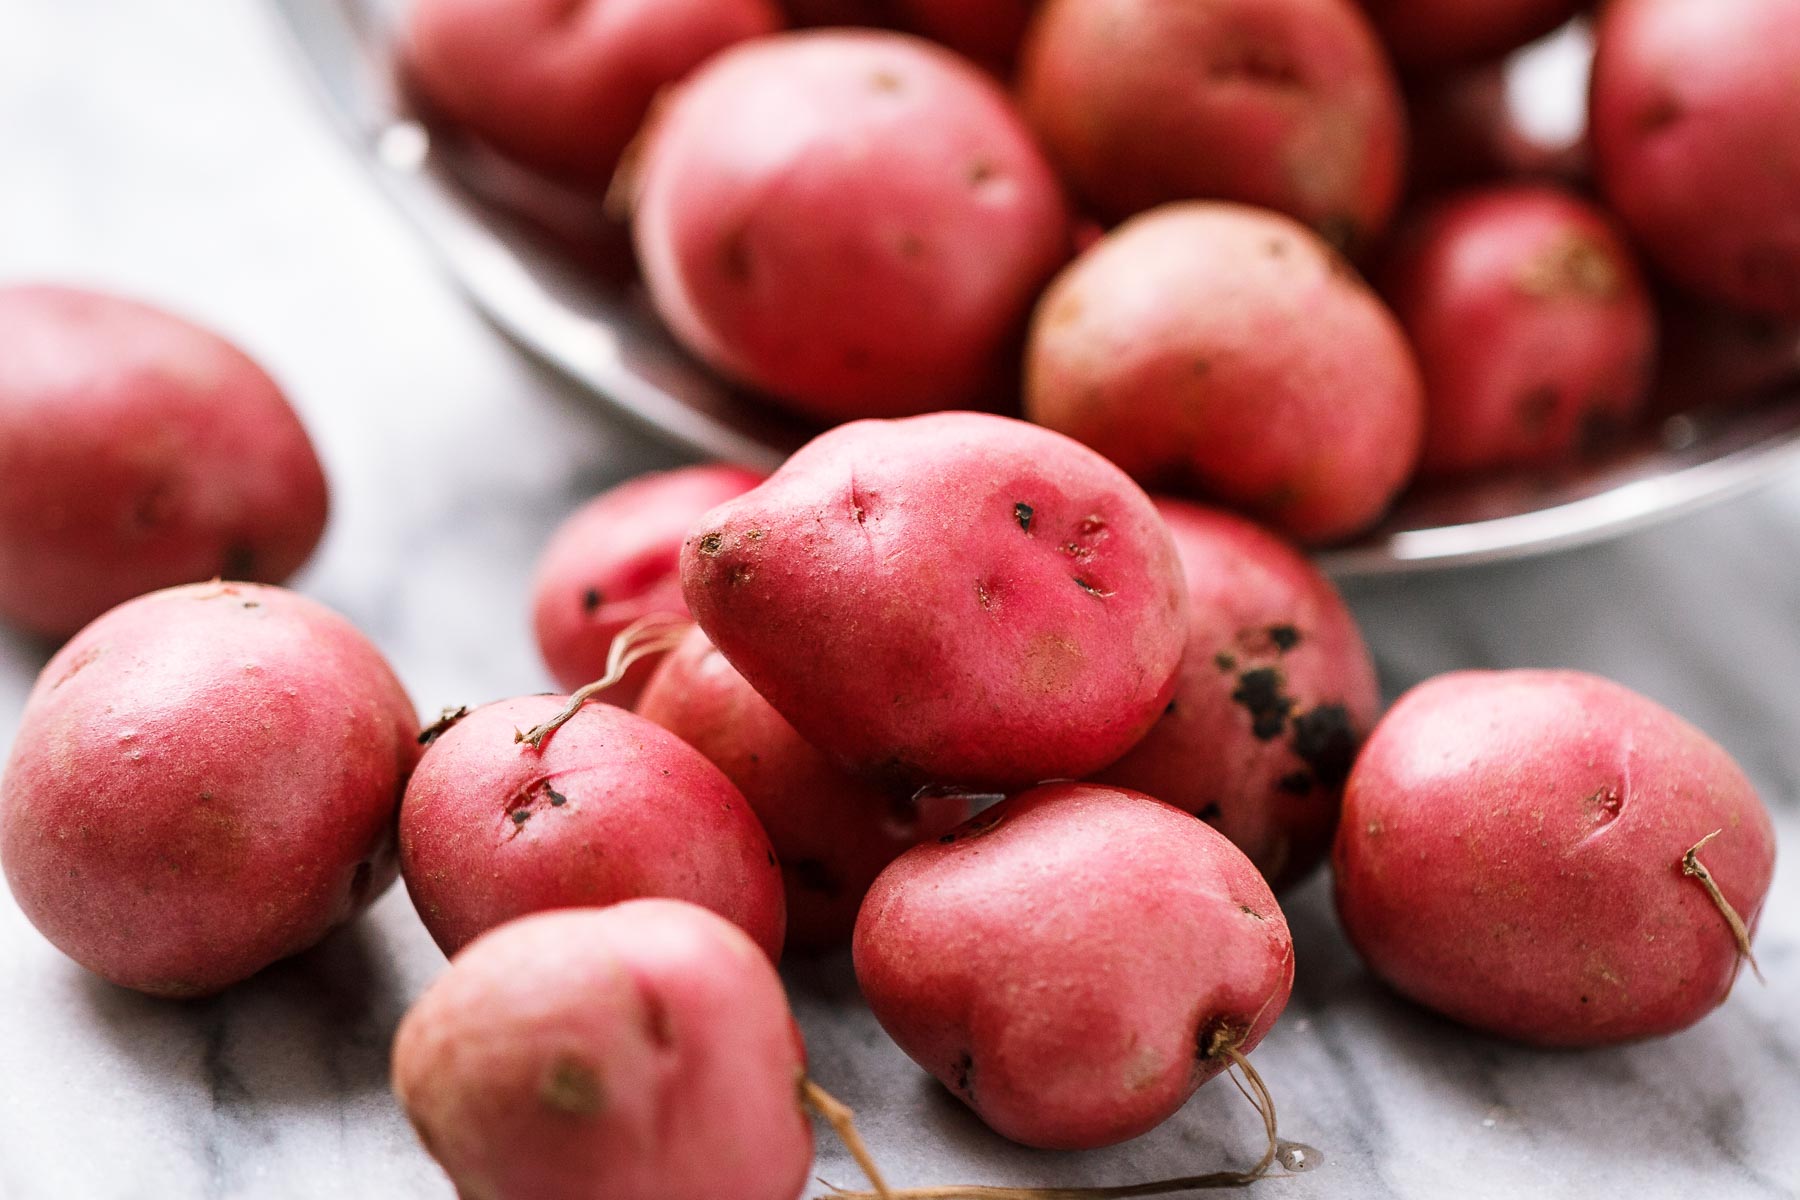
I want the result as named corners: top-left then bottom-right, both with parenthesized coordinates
top-left (633, 30), bottom-right (1071, 422)
top-left (1335, 670), bottom-right (1776, 1046)
top-left (399, 696), bottom-right (785, 960)
top-left (681, 412), bottom-right (1189, 789)
top-left (393, 901), bottom-right (813, 1200)
top-left (1025, 203), bottom-right (1424, 545)
top-left (0, 582), bottom-right (417, 997)
top-left (1018, 0), bottom-right (1406, 248)
top-left (855, 783), bottom-right (1294, 1150)
top-left (0, 285), bottom-right (328, 640)
top-left (637, 626), bottom-right (976, 950)
top-left (1096, 499), bottom-right (1379, 890)
top-left (1378, 185), bottom-right (1657, 476)
top-left (531, 464), bottom-right (765, 705)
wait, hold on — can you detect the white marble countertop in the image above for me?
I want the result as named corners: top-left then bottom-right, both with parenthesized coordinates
top-left (2, 3), bottom-right (1797, 1198)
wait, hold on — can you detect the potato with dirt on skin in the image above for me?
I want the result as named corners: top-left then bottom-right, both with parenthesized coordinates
top-left (1591, 0), bottom-right (1800, 318)
top-left (1359, 0), bottom-right (1585, 72)
top-left (393, 901), bottom-right (814, 1200)
top-left (1379, 185), bottom-right (1657, 477)
top-left (855, 783), bottom-right (1295, 1150)
top-left (399, 696), bottom-right (785, 960)
top-left (633, 30), bottom-right (1071, 422)
top-left (0, 285), bottom-right (328, 640)
top-left (1096, 499), bottom-right (1380, 890)
top-left (403, 0), bottom-right (782, 186)
top-left (1018, 0), bottom-right (1407, 249)
top-left (681, 411), bottom-right (1189, 789)
top-left (1334, 669), bottom-right (1776, 1046)
top-left (637, 626), bottom-right (977, 951)
top-left (531, 464), bottom-right (764, 706)
top-left (1025, 202), bottom-right (1425, 545)
top-left (0, 583), bottom-right (418, 997)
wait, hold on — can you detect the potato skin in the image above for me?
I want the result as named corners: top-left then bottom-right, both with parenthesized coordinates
top-left (1096, 500), bottom-right (1379, 890)
top-left (0, 285), bottom-right (328, 639)
top-left (1591, 0), bottom-right (1800, 318)
top-left (1018, 0), bottom-right (1406, 247)
top-left (1334, 670), bottom-right (1776, 1047)
top-left (403, 0), bottom-right (781, 185)
top-left (1359, 0), bottom-right (1584, 72)
top-left (393, 902), bottom-right (813, 1200)
top-left (1379, 186), bottom-right (1657, 476)
top-left (0, 583), bottom-right (417, 997)
top-left (531, 465), bottom-right (765, 704)
top-left (854, 783), bottom-right (1294, 1150)
top-left (1025, 203), bottom-right (1424, 545)
top-left (681, 412), bottom-right (1189, 789)
top-left (781, 0), bottom-right (1035, 70)
top-left (636, 627), bottom-right (973, 950)
top-left (399, 696), bottom-right (785, 960)
top-left (633, 31), bottom-right (1071, 422)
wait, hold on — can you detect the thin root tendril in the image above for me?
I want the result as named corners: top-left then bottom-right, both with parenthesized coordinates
top-left (814, 1037), bottom-right (1285, 1200)
top-left (1682, 830), bottom-right (1765, 984)
top-left (514, 613), bottom-right (692, 749)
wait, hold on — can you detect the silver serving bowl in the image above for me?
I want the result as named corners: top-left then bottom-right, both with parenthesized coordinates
top-left (269, 0), bottom-right (1800, 576)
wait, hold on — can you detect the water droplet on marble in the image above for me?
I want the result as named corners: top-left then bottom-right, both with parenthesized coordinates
top-left (1277, 1140), bottom-right (1322, 1172)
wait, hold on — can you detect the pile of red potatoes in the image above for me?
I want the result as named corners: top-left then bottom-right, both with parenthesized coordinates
top-left (0, 1), bottom-right (1792, 1198)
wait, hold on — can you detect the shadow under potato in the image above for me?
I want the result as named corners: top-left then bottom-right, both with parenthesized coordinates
top-left (74, 915), bottom-right (409, 1113)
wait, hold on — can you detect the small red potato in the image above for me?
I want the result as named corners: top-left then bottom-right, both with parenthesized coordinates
top-left (1591, 0), bottom-right (1800, 318)
top-left (776, 1), bottom-right (1035, 72)
top-left (1379, 185), bottom-right (1657, 476)
top-left (1359, 0), bottom-right (1584, 72)
top-left (637, 627), bottom-right (974, 950)
top-left (393, 901), bottom-right (813, 1200)
top-left (633, 31), bottom-right (1071, 422)
top-left (1334, 670), bottom-right (1777, 1047)
top-left (1017, 0), bottom-right (1406, 248)
top-left (0, 582), bottom-right (417, 997)
top-left (402, 0), bottom-right (782, 186)
top-left (1025, 203), bottom-right (1425, 545)
top-left (1405, 65), bottom-right (1588, 198)
top-left (681, 412), bottom-right (1189, 789)
top-left (1096, 500), bottom-right (1380, 890)
top-left (0, 285), bottom-right (328, 640)
top-left (855, 783), bottom-right (1294, 1150)
top-left (531, 464), bottom-right (764, 704)
top-left (399, 695), bottom-right (785, 960)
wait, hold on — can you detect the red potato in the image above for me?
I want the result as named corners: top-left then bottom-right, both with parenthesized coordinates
top-left (531, 464), bottom-right (765, 705)
top-left (1379, 186), bottom-right (1657, 476)
top-left (1096, 500), bottom-right (1380, 890)
top-left (1359, 0), bottom-right (1584, 72)
top-left (399, 695), bottom-right (785, 960)
top-left (0, 583), bottom-right (417, 997)
top-left (855, 783), bottom-right (1294, 1150)
top-left (1335, 670), bottom-right (1776, 1047)
top-left (636, 626), bottom-right (975, 950)
top-left (633, 31), bottom-right (1071, 422)
top-left (776, 1), bottom-right (1036, 72)
top-left (1591, 0), bottom-right (1800, 318)
top-left (681, 412), bottom-right (1189, 789)
top-left (1024, 203), bottom-right (1425, 545)
top-left (1648, 286), bottom-right (1800, 418)
top-left (1017, 0), bottom-right (1407, 249)
top-left (402, 0), bottom-right (782, 186)
top-left (393, 902), bottom-right (813, 1200)
top-left (1405, 65), bottom-right (1588, 198)
top-left (0, 285), bottom-right (328, 640)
